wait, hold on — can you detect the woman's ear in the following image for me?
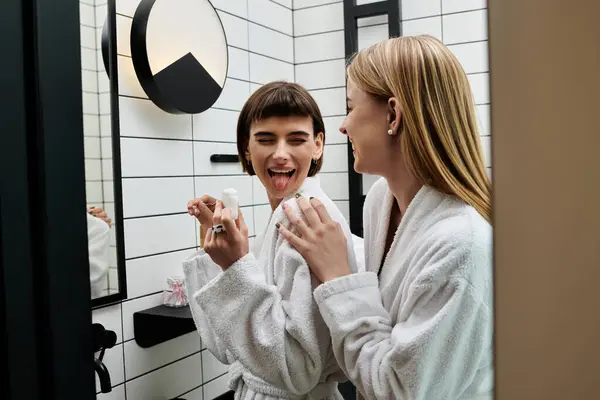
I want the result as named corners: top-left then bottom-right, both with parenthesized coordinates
top-left (313, 131), bottom-right (324, 159)
top-left (387, 97), bottom-right (402, 135)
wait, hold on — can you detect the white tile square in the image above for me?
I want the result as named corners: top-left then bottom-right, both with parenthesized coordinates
top-left (248, 0), bottom-right (293, 36)
top-left (193, 142), bottom-right (245, 175)
top-left (82, 92), bottom-right (99, 115)
top-left (476, 104), bottom-right (491, 137)
top-left (126, 248), bottom-right (199, 298)
top-left (253, 204), bottom-right (272, 237)
top-left (80, 3), bottom-right (95, 26)
top-left (480, 135), bottom-right (491, 167)
top-left (295, 59), bottom-right (345, 90)
top-left (294, 0), bottom-right (340, 9)
top-left (249, 53), bottom-right (294, 84)
top-left (193, 108), bottom-right (239, 143)
top-left (357, 14), bottom-right (388, 28)
top-left (468, 73), bottom-right (490, 105)
top-left (248, 23), bottom-right (294, 63)
top-left (272, 0), bottom-right (292, 7)
top-left (102, 159), bottom-right (113, 180)
top-left (116, 14), bottom-right (132, 57)
top-left (252, 176), bottom-right (270, 205)
top-left (448, 41), bottom-right (489, 74)
top-left (86, 181), bottom-right (104, 204)
top-left (202, 350), bottom-right (229, 382)
top-left (96, 383), bottom-right (125, 400)
top-left (92, 303), bottom-right (123, 344)
top-left (86, 159), bottom-right (102, 181)
top-left (85, 137), bottom-right (102, 159)
top-left (402, 0), bottom-right (441, 20)
top-left (100, 115), bottom-right (112, 136)
top-left (318, 171), bottom-right (349, 200)
top-left (81, 47), bottom-right (97, 70)
top-left (99, 92), bottom-right (111, 115)
top-left (402, 16), bottom-right (442, 41)
top-left (295, 30), bottom-right (344, 63)
top-left (96, 4), bottom-right (108, 27)
top-left (309, 87), bottom-right (346, 117)
top-left (125, 353), bottom-right (202, 400)
top-left (122, 177), bottom-right (194, 218)
top-left (82, 70), bottom-right (98, 93)
top-left (294, 2), bottom-right (343, 36)
top-left (98, 71), bottom-right (110, 93)
top-left (123, 215), bottom-right (196, 259)
top-left (211, 0), bottom-right (248, 18)
top-left (181, 386), bottom-right (203, 400)
top-left (321, 143), bottom-right (348, 172)
top-left (442, 10), bottom-right (488, 45)
top-left (117, 55), bottom-right (148, 99)
top-left (202, 371), bottom-right (230, 399)
top-left (103, 180), bottom-right (114, 201)
top-left (95, 27), bottom-right (103, 53)
top-left (227, 47), bottom-right (250, 81)
top-left (121, 292), bottom-right (164, 340)
top-left (323, 116), bottom-right (347, 144)
top-left (120, 138), bottom-right (193, 177)
top-left (357, 23), bottom-right (388, 50)
top-left (442, 0), bottom-right (487, 14)
top-left (333, 200), bottom-right (349, 221)
top-left (213, 78), bottom-right (250, 111)
top-left (119, 96), bottom-right (193, 140)
top-left (115, 0), bottom-right (139, 17)
top-left (250, 83), bottom-right (262, 95)
top-left (100, 137), bottom-right (112, 159)
top-left (194, 176), bottom-right (253, 206)
top-left (124, 332), bottom-right (201, 380)
top-left (81, 25), bottom-right (96, 49)
top-left (84, 114), bottom-right (100, 136)
top-left (217, 11), bottom-right (249, 50)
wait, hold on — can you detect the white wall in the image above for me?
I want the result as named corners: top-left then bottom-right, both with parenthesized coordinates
top-left (91, 0), bottom-right (348, 399)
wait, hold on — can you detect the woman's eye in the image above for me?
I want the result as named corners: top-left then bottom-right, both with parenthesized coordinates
top-left (257, 139), bottom-right (273, 143)
top-left (290, 139), bottom-right (307, 143)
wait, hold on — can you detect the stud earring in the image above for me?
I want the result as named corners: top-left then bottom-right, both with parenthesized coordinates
top-left (387, 129), bottom-right (394, 135)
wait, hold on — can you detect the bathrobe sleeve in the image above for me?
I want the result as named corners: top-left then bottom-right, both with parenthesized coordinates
top-left (87, 213), bottom-right (110, 288)
top-left (183, 248), bottom-right (268, 365)
top-left (192, 244), bottom-right (332, 396)
top-left (313, 243), bottom-right (493, 400)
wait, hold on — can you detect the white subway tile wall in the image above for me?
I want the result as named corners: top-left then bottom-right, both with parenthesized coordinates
top-left (92, 0), bottom-right (349, 398)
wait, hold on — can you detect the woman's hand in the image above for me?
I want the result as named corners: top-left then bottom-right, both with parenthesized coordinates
top-left (204, 201), bottom-right (249, 271)
top-left (88, 206), bottom-right (112, 227)
top-left (187, 195), bottom-right (218, 246)
top-left (278, 196), bottom-right (351, 283)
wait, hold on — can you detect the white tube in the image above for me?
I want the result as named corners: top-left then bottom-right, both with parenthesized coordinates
top-left (221, 188), bottom-right (239, 220)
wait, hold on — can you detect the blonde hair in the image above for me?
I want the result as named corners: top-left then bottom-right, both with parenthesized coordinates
top-left (347, 35), bottom-right (492, 223)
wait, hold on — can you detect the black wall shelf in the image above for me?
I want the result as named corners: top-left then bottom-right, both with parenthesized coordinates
top-left (133, 305), bottom-right (196, 348)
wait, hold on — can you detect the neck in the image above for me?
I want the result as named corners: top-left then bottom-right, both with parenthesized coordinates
top-left (384, 164), bottom-right (423, 215)
top-left (268, 195), bottom-right (282, 211)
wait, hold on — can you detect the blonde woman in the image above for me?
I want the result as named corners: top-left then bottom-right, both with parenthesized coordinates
top-left (278, 35), bottom-right (493, 400)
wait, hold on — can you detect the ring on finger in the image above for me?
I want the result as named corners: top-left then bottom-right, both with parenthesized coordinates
top-left (212, 224), bottom-right (225, 234)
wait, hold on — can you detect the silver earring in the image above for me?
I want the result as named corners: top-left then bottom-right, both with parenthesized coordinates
top-left (387, 129), bottom-right (394, 135)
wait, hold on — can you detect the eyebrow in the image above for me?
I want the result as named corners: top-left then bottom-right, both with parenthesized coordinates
top-left (254, 131), bottom-right (310, 137)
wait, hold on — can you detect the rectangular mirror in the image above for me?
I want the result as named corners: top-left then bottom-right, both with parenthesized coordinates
top-left (80, 0), bottom-right (127, 306)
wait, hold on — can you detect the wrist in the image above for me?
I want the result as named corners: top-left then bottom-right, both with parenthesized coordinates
top-left (322, 266), bottom-right (351, 282)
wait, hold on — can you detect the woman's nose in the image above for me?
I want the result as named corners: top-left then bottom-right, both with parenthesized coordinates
top-left (339, 123), bottom-right (348, 136)
top-left (273, 141), bottom-right (289, 160)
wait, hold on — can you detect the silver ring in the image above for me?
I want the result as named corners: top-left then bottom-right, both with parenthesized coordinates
top-left (212, 224), bottom-right (225, 234)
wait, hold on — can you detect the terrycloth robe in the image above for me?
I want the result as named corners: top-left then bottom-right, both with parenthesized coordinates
top-left (183, 176), bottom-right (358, 399)
top-left (313, 178), bottom-right (494, 400)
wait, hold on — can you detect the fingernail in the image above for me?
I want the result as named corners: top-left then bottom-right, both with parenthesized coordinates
top-left (282, 203), bottom-right (288, 210)
top-left (295, 193), bottom-right (301, 198)
top-left (275, 223), bottom-right (281, 229)
top-left (309, 197), bottom-right (315, 200)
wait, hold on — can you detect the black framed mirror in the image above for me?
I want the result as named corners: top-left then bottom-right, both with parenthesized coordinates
top-left (81, 0), bottom-right (127, 307)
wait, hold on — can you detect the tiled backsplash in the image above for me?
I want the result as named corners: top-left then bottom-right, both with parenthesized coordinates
top-left (93, 0), bottom-right (348, 399)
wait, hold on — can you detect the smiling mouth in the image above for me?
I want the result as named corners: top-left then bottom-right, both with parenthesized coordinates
top-left (268, 168), bottom-right (296, 190)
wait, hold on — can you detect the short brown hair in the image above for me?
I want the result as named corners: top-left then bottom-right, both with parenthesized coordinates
top-left (236, 81), bottom-right (325, 176)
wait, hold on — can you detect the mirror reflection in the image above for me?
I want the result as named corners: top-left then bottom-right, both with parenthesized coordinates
top-left (80, 0), bottom-right (121, 301)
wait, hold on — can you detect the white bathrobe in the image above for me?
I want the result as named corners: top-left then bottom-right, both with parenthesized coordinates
top-left (87, 213), bottom-right (110, 298)
top-left (182, 176), bottom-right (358, 400)
top-left (313, 178), bottom-right (494, 400)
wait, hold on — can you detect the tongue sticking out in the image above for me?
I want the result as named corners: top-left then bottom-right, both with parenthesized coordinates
top-left (273, 174), bottom-right (291, 190)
